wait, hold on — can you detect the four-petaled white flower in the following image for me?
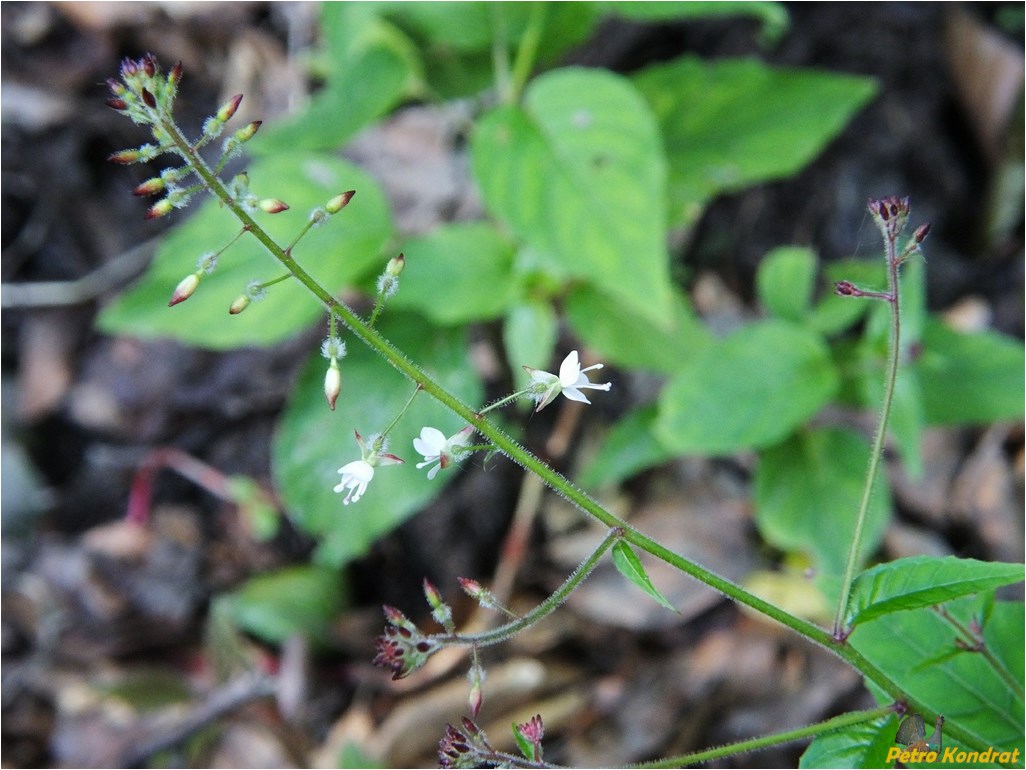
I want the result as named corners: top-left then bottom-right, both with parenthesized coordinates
top-left (334, 430), bottom-right (403, 505)
top-left (523, 350), bottom-right (611, 412)
top-left (414, 425), bottom-right (475, 480)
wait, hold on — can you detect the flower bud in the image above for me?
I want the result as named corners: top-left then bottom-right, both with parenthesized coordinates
top-left (132, 177), bottom-right (165, 196)
top-left (105, 98), bottom-right (128, 111)
top-left (168, 61), bottom-right (183, 88)
top-left (108, 148), bottom-right (142, 164)
top-left (168, 273), bottom-right (200, 306)
top-left (835, 280), bottom-right (858, 297)
top-left (324, 358), bottom-right (341, 410)
top-left (145, 198), bottom-right (175, 220)
top-left (229, 294), bottom-right (251, 315)
top-left (326, 190), bottom-right (355, 214)
top-left (141, 87), bottom-right (157, 109)
top-left (233, 120), bottom-right (262, 144)
top-left (386, 253), bottom-right (405, 277)
top-left (258, 198), bottom-right (289, 214)
top-left (142, 53), bottom-right (157, 78)
top-left (216, 94), bottom-right (243, 123)
top-left (913, 222), bottom-right (931, 244)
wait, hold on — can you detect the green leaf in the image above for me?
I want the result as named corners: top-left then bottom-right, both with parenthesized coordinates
top-left (851, 597), bottom-right (1024, 760)
top-left (754, 427), bottom-right (890, 577)
top-left (799, 714), bottom-right (898, 769)
top-left (634, 56), bottom-right (876, 226)
top-left (580, 404), bottom-right (674, 488)
top-left (253, 7), bottom-right (421, 154)
top-left (503, 299), bottom-right (559, 379)
top-left (917, 320), bottom-right (1026, 425)
top-left (471, 67), bottom-right (674, 327)
top-left (604, 1), bottom-right (789, 45)
top-left (98, 154), bottom-right (393, 349)
top-left (391, 223), bottom-right (516, 324)
top-left (272, 313), bottom-right (482, 567)
top-left (611, 541), bottom-right (678, 613)
top-left (656, 320), bottom-right (838, 454)
top-left (808, 258), bottom-right (884, 336)
top-left (217, 565), bottom-right (347, 645)
top-left (846, 556), bottom-right (1025, 628)
top-left (565, 285), bottom-right (712, 375)
top-left (756, 246), bottom-right (818, 322)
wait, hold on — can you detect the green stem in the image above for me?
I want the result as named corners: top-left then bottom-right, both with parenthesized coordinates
top-left (509, 3), bottom-right (547, 103)
top-left (935, 607), bottom-right (1025, 701)
top-left (442, 528), bottom-right (621, 648)
top-left (160, 118), bottom-right (997, 757)
top-left (628, 705), bottom-right (895, 769)
top-left (490, 5), bottom-right (513, 104)
top-left (833, 236), bottom-right (902, 639)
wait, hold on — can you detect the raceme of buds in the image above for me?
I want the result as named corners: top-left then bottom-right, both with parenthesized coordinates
top-left (438, 718), bottom-right (494, 769)
top-left (513, 714), bottom-right (545, 762)
top-left (168, 272), bottom-right (200, 307)
top-left (372, 605), bottom-right (442, 680)
top-left (324, 358), bottom-right (341, 410)
top-left (868, 195), bottom-right (911, 241)
top-left (326, 190), bottom-right (356, 214)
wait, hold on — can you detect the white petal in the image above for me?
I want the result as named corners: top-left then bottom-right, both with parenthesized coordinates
top-left (414, 427), bottom-right (446, 457)
top-left (559, 350), bottom-right (581, 386)
top-left (426, 463), bottom-right (442, 480)
top-left (561, 387), bottom-right (592, 404)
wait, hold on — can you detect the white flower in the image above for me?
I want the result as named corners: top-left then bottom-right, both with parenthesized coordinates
top-left (333, 430), bottom-right (403, 505)
top-left (523, 350), bottom-right (611, 412)
top-left (414, 425), bottom-right (475, 480)
top-left (334, 459), bottom-right (374, 505)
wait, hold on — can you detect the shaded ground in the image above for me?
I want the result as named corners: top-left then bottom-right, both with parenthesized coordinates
top-left (2, 3), bottom-right (1023, 768)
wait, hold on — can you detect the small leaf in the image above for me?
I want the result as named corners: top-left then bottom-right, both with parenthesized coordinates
top-left (846, 556), bottom-right (1025, 628)
top-left (612, 541), bottom-right (678, 613)
top-left (756, 246), bottom-right (817, 322)
top-left (799, 714), bottom-right (897, 769)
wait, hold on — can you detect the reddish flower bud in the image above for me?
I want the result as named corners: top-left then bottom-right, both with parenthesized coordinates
top-left (258, 199), bottom-right (289, 214)
top-left (105, 98), bottom-right (128, 111)
top-left (107, 78), bottom-right (126, 96)
top-left (132, 177), bottom-right (165, 196)
top-left (217, 94), bottom-right (243, 123)
top-left (913, 222), bottom-right (931, 243)
top-left (168, 273), bottom-right (200, 306)
top-left (326, 190), bottom-right (356, 214)
top-left (108, 149), bottom-right (142, 164)
top-left (145, 199), bottom-right (175, 220)
top-left (835, 280), bottom-right (858, 297)
top-left (142, 53), bottom-right (157, 77)
top-left (229, 294), bottom-right (251, 315)
top-left (141, 88), bottom-right (157, 109)
top-left (168, 61), bottom-right (183, 87)
top-left (233, 121), bottom-right (262, 143)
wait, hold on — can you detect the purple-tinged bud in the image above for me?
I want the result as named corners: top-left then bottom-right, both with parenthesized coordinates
top-left (386, 253), bottom-right (405, 277)
top-left (168, 61), bottom-right (183, 87)
top-left (108, 149), bottom-right (142, 165)
top-left (168, 273), bottom-right (200, 306)
top-left (468, 672), bottom-right (483, 718)
top-left (835, 280), bottom-right (858, 297)
top-left (913, 223), bottom-right (931, 244)
top-left (457, 577), bottom-right (484, 598)
top-left (233, 120), bottom-right (262, 143)
top-left (423, 578), bottom-right (444, 609)
top-left (141, 88), bottom-right (157, 109)
top-left (258, 199), bottom-right (289, 214)
top-left (142, 53), bottom-right (157, 77)
top-left (326, 190), bottom-right (356, 214)
top-left (217, 94), bottom-right (244, 123)
top-left (105, 98), bottom-right (129, 111)
top-left (324, 359), bottom-right (341, 410)
top-left (229, 294), bottom-right (251, 315)
top-left (132, 177), bottom-right (165, 197)
top-left (121, 57), bottom-right (138, 77)
top-left (107, 78), bottom-right (126, 96)
top-left (145, 199), bottom-right (175, 220)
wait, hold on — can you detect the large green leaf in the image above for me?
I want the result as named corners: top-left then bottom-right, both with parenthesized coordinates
top-left (634, 56), bottom-right (876, 225)
top-left (471, 67), bottom-right (674, 327)
top-left (580, 404), bottom-right (672, 488)
top-left (756, 246), bottom-right (817, 322)
top-left (799, 714), bottom-right (897, 769)
top-left (390, 223), bottom-right (516, 324)
top-left (754, 427), bottom-right (890, 577)
top-left (272, 313), bottom-right (482, 567)
top-left (564, 285), bottom-right (711, 375)
top-left (98, 154), bottom-right (393, 349)
top-left (846, 556), bottom-right (1025, 628)
top-left (656, 320), bottom-right (838, 454)
top-left (852, 597), bottom-right (1024, 760)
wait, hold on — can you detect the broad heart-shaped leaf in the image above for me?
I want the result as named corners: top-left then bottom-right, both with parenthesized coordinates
top-left (471, 67), bottom-right (674, 327)
top-left (503, 299), bottom-right (558, 383)
top-left (565, 284), bottom-right (712, 375)
top-left (916, 319), bottom-right (1026, 426)
top-left (98, 154), bottom-right (393, 349)
top-left (756, 246), bottom-right (817, 322)
top-left (754, 427), bottom-right (890, 577)
top-left (611, 541), bottom-right (678, 613)
top-left (799, 714), bottom-right (897, 769)
top-left (633, 56), bottom-right (876, 226)
top-left (656, 320), bottom-right (838, 455)
top-left (580, 404), bottom-right (673, 488)
top-left (852, 596), bottom-right (1024, 759)
top-left (390, 223), bottom-right (516, 324)
top-left (215, 565), bottom-right (347, 645)
top-left (272, 313), bottom-right (482, 567)
top-left (845, 556), bottom-right (1025, 628)
top-left (252, 6), bottom-right (422, 155)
